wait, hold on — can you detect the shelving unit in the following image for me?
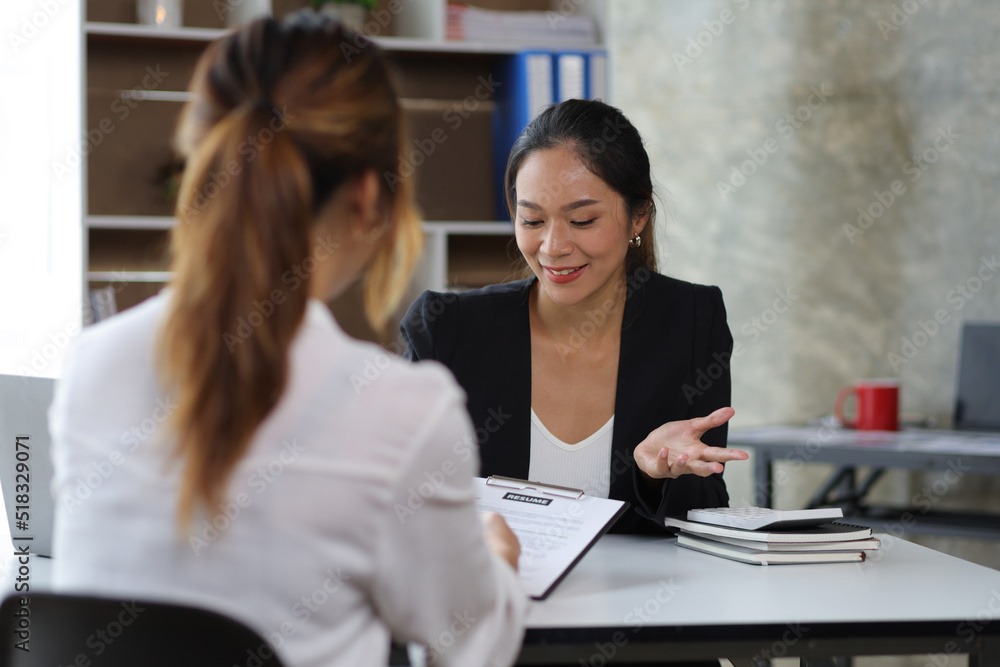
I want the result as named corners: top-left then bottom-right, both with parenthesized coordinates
top-left (82, 0), bottom-right (607, 341)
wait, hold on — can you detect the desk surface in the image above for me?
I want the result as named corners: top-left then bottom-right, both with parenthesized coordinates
top-left (7, 536), bottom-right (1000, 664)
top-left (521, 534), bottom-right (1000, 664)
top-left (9, 536), bottom-right (999, 627)
top-left (528, 533), bottom-right (1000, 628)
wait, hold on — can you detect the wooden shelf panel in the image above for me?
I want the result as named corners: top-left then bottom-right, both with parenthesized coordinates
top-left (447, 234), bottom-right (522, 289)
top-left (391, 52), bottom-right (503, 100)
top-left (88, 40), bottom-right (201, 93)
top-left (88, 228), bottom-right (172, 273)
top-left (406, 105), bottom-right (495, 221)
top-left (87, 95), bottom-right (183, 217)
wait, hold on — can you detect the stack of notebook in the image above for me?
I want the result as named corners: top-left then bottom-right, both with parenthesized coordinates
top-left (665, 507), bottom-right (880, 565)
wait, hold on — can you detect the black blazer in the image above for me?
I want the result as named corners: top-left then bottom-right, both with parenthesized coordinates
top-left (400, 269), bottom-right (734, 534)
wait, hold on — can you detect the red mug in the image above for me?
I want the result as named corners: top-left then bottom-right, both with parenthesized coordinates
top-left (835, 380), bottom-right (899, 431)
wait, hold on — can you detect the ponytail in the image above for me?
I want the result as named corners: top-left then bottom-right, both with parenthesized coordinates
top-left (163, 102), bottom-right (313, 526)
top-left (159, 13), bottom-right (420, 528)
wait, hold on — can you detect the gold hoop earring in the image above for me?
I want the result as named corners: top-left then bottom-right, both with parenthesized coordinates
top-left (629, 234), bottom-right (642, 248)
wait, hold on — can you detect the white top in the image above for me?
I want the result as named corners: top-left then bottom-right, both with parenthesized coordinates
top-left (49, 294), bottom-right (526, 667)
top-left (527, 409), bottom-right (613, 498)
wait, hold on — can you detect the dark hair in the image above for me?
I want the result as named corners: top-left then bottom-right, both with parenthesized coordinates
top-left (503, 99), bottom-right (658, 274)
top-left (161, 11), bottom-right (421, 526)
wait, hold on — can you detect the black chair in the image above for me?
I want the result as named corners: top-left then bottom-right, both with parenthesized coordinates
top-left (0, 592), bottom-right (285, 667)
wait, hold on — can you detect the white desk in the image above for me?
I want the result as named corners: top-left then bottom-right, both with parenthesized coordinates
top-left (8, 538), bottom-right (1000, 666)
top-left (521, 534), bottom-right (1000, 665)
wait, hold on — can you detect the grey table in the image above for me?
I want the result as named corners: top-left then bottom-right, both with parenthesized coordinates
top-left (728, 426), bottom-right (1000, 540)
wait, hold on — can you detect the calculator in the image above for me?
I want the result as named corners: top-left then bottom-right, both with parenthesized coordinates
top-left (686, 506), bottom-right (844, 531)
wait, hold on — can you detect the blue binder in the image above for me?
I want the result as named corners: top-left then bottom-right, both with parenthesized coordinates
top-left (492, 50), bottom-right (608, 220)
top-left (492, 51), bottom-right (553, 220)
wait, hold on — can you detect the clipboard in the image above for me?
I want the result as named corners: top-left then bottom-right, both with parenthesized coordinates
top-left (476, 476), bottom-right (629, 599)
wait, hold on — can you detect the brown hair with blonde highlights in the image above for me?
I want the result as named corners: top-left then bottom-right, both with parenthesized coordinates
top-left (160, 11), bottom-right (421, 526)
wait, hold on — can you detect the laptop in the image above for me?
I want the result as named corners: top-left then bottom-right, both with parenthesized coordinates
top-left (0, 374), bottom-right (56, 557)
top-left (954, 322), bottom-right (1000, 432)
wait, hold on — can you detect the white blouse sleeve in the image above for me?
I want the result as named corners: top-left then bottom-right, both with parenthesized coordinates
top-left (370, 388), bottom-right (527, 667)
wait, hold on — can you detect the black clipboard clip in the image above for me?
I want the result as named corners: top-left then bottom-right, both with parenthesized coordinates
top-left (485, 475), bottom-right (585, 500)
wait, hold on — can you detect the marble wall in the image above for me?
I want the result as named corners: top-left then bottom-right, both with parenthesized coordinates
top-left (609, 0), bottom-right (1000, 570)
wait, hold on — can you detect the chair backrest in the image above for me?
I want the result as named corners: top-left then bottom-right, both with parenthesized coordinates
top-left (954, 321), bottom-right (1000, 432)
top-left (0, 592), bottom-right (285, 667)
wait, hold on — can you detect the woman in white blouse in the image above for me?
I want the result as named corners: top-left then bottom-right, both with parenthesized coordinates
top-left (49, 11), bottom-right (525, 667)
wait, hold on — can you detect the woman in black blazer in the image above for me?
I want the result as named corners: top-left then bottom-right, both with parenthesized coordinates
top-left (402, 99), bottom-right (748, 535)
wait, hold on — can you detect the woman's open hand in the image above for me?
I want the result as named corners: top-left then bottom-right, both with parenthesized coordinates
top-left (633, 407), bottom-right (748, 479)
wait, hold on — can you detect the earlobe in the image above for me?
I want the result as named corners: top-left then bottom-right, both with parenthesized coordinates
top-left (355, 169), bottom-right (380, 221)
top-left (350, 170), bottom-right (385, 242)
top-left (631, 206), bottom-right (651, 238)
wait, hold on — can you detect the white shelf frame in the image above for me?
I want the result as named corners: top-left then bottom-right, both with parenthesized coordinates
top-left (84, 23), bottom-right (606, 55)
top-left (416, 221), bottom-right (515, 293)
top-left (88, 215), bottom-right (176, 230)
top-left (87, 271), bottom-right (173, 283)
